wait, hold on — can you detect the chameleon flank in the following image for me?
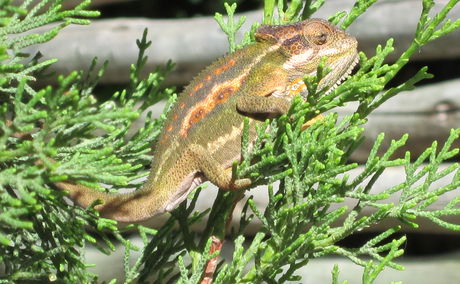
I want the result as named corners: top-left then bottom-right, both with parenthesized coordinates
top-left (56, 19), bottom-right (358, 222)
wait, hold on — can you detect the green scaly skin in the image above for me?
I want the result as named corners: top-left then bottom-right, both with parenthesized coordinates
top-left (57, 19), bottom-right (358, 222)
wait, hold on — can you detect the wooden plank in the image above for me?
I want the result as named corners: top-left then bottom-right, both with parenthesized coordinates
top-left (339, 79), bottom-right (460, 162)
top-left (26, 0), bottom-right (460, 85)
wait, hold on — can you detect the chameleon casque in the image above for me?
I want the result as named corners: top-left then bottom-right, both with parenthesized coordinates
top-left (58, 18), bottom-right (358, 222)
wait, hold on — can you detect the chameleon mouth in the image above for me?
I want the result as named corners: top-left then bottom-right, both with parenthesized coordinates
top-left (278, 53), bottom-right (359, 100)
top-left (323, 53), bottom-right (359, 95)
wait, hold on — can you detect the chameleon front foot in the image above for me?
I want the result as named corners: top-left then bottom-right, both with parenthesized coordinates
top-left (301, 114), bottom-right (324, 130)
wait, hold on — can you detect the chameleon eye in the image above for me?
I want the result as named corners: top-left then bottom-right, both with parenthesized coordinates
top-left (304, 22), bottom-right (332, 45)
top-left (313, 33), bottom-right (328, 45)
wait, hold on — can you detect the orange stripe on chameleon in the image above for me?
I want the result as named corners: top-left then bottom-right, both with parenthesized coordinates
top-left (213, 59), bottom-right (236, 75)
top-left (194, 82), bottom-right (204, 91)
top-left (179, 77), bottom-right (243, 137)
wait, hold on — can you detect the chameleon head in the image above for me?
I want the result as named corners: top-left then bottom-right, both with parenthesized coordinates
top-left (256, 18), bottom-right (359, 96)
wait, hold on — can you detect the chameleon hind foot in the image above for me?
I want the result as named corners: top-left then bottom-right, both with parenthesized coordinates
top-left (187, 144), bottom-right (251, 191)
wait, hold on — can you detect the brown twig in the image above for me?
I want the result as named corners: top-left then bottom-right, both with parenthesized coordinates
top-left (200, 191), bottom-right (245, 283)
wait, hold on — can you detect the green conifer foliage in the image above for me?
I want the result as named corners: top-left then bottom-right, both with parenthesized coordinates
top-left (1, 0), bottom-right (459, 283)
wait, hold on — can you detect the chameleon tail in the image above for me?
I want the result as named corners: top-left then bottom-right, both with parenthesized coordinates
top-left (55, 181), bottom-right (164, 222)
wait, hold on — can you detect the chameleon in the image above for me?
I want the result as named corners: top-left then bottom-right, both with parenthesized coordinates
top-left (57, 18), bottom-right (358, 222)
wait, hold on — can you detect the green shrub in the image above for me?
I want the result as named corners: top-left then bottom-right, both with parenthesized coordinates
top-left (1, 0), bottom-right (459, 283)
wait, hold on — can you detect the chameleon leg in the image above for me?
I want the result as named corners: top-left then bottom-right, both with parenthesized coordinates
top-left (236, 96), bottom-right (291, 116)
top-left (302, 114), bottom-right (324, 130)
top-left (188, 144), bottom-right (251, 190)
top-left (237, 96), bottom-right (324, 130)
